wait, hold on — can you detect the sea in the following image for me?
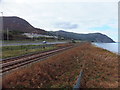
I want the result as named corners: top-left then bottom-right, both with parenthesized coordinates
top-left (93, 43), bottom-right (119, 54)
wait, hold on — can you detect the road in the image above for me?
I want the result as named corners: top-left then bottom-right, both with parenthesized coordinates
top-left (1, 41), bottom-right (67, 46)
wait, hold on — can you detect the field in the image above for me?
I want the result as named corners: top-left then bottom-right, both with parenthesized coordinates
top-left (2, 42), bottom-right (118, 88)
top-left (2, 44), bottom-right (57, 59)
top-left (2, 40), bottom-right (67, 44)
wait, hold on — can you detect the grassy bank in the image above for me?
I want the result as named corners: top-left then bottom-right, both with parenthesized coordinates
top-left (3, 43), bottom-right (118, 88)
top-left (2, 45), bottom-right (57, 59)
top-left (2, 40), bottom-right (67, 44)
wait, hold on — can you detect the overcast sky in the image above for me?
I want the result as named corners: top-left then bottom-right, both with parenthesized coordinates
top-left (0, 0), bottom-right (119, 41)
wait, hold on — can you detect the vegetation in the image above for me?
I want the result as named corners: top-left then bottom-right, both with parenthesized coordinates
top-left (2, 45), bottom-right (57, 59)
top-left (3, 30), bottom-right (30, 40)
top-left (3, 43), bottom-right (118, 88)
top-left (2, 43), bottom-right (72, 59)
top-left (3, 39), bottom-right (67, 44)
top-left (49, 30), bottom-right (115, 43)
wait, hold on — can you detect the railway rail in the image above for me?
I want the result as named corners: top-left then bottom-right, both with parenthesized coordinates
top-left (1, 45), bottom-right (74, 73)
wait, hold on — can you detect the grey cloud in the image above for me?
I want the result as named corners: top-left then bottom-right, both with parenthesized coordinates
top-left (54, 22), bottom-right (78, 29)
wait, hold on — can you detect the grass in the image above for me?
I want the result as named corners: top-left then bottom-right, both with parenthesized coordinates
top-left (2, 39), bottom-right (67, 44)
top-left (2, 45), bottom-right (57, 59)
top-left (2, 42), bottom-right (118, 88)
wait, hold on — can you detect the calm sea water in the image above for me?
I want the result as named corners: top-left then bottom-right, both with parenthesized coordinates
top-left (93, 43), bottom-right (119, 54)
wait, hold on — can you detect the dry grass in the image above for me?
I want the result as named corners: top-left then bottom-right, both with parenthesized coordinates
top-left (2, 43), bottom-right (118, 88)
top-left (55, 43), bottom-right (73, 47)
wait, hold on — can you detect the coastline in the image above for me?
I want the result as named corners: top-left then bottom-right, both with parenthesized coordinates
top-left (92, 42), bottom-right (119, 55)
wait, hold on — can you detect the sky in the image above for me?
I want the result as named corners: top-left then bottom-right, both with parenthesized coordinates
top-left (0, 0), bottom-right (119, 42)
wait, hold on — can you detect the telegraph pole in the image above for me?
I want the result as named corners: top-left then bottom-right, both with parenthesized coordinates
top-left (56, 31), bottom-right (58, 42)
top-left (0, 12), bottom-right (3, 90)
top-left (0, 12), bottom-right (3, 40)
top-left (7, 28), bottom-right (9, 41)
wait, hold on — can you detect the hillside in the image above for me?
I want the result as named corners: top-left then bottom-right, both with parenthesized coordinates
top-left (1, 16), bottom-right (115, 42)
top-left (49, 30), bottom-right (115, 43)
top-left (1, 16), bottom-right (47, 40)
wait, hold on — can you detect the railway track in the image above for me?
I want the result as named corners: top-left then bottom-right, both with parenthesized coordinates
top-left (1, 45), bottom-right (74, 73)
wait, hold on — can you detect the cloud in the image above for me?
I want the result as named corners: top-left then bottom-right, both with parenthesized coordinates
top-left (0, 0), bottom-right (1, 1)
top-left (0, 1), bottom-right (118, 41)
top-left (54, 22), bottom-right (78, 29)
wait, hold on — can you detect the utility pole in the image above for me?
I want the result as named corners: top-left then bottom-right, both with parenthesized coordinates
top-left (7, 28), bottom-right (9, 41)
top-left (1, 12), bottom-right (3, 40)
top-left (0, 12), bottom-right (3, 90)
top-left (56, 31), bottom-right (58, 42)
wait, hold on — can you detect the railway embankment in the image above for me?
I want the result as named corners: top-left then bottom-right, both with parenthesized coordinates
top-left (3, 42), bottom-right (118, 88)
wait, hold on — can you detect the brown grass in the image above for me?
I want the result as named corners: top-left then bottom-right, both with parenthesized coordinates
top-left (2, 42), bottom-right (118, 88)
top-left (55, 43), bottom-right (73, 47)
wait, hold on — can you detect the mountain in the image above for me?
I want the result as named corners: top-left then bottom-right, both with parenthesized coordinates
top-left (1, 16), bottom-right (115, 42)
top-left (1, 16), bottom-right (47, 40)
top-left (2, 16), bottom-right (47, 34)
top-left (49, 30), bottom-right (115, 43)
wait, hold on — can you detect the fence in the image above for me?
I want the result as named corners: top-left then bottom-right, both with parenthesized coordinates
top-left (73, 70), bottom-right (83, 89)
